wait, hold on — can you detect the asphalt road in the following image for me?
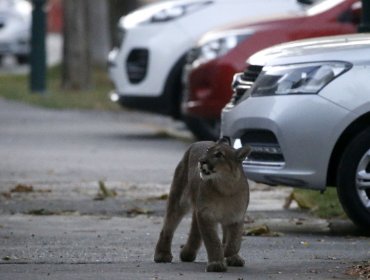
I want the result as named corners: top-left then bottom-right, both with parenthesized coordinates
top-left (0, 98), bottom-right (189, 184)
top-left (0, 98), bottom-right (369, 279)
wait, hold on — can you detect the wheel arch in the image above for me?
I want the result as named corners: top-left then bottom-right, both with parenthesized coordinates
top-left (162, 53), bottom-right (188, 119)
top-left (327, 112), bottom-right (370, 187)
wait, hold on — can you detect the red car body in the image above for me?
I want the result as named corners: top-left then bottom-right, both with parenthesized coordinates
top-left (183, 0), bottom-right (361, 139)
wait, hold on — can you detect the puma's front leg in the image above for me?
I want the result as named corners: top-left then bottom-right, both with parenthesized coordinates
top-left (197, 212), bottom-right (227, 272)
top-left (224, 222), bottom-right (245, 267)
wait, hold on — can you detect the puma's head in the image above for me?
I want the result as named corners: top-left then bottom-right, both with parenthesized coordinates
top-left (198, 139), bottom-right (251, 181)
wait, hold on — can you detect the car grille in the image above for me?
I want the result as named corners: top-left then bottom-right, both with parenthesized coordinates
top-left (126, 48), bottom-right (149, 84)
top-left (227, 64), bottom-right (263, 107)
top-left (241, 129), bottom-right (285, 168)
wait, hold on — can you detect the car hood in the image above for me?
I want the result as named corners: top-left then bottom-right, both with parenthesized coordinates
top-left (248, 34), bottom-right (370, 66)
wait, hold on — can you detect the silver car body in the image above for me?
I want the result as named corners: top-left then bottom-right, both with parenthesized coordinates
top-left (221, 34), bottom-right (370, 190)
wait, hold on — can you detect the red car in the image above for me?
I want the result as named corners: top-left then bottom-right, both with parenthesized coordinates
top-left (182, 0), bottom-right (361, 140)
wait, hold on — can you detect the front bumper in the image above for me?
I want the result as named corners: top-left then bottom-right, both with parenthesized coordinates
top-left (221, 94), bottom-right (351, 189)
top-left (0, 34), bottom-right (30, 55)
top-left (107, 22), bottom-right (193, 98)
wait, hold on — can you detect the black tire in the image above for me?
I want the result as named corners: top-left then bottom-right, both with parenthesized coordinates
top-left (337, 128), bottom-right (370, 230)
top-left (184, 116), bottom-right (220, 141)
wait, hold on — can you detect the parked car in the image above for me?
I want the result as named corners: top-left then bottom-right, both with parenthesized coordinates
top-left (0, 0), bottom-right (31, 64)
top-left (107, 0), bottom-right (314, 119)
top-left (221, 33), bottom-right (370, 229)
top-left (183, 0), bottom-right (361, 140)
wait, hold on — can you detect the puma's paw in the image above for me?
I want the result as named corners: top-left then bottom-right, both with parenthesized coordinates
top-left (206, 261), bottom-right (227, 272)
top-left (180, 247), bottom-right (197, 262)
top-left (154, 251), bottom-right (173, 263)
top-left (226, 254), bottom-right (245, 267)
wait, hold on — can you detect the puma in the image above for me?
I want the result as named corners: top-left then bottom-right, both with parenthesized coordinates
top-left (154, 139), bottom-right (251, 272)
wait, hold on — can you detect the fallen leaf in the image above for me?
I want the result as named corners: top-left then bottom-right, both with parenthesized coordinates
top-left (244, 224), bottom-right (270, 236)
top-left (27, 209), bottom-right (78, 216)
top-left (94, 181), bottom-right (117, 200)
top-left (27, 209), bottom-right (55, 215)
top-left (300, 241), bottom-right (310, 247)
top-left (244, 224), bottom-right (283, 237)
top-left (346, 262), bottom-right (370, 279)
top-left (126, 207), bottom-right (153, 216)
top-left (10, 184), bottom-right (34, 193)
top-left (1, 192), bottom-right (11, 199)
top-left (148, 193), bottom-right (169, 201)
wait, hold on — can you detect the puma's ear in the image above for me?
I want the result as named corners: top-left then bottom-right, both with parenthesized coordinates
top-left (236, 145), bottom-right (252, 162)
top-left (217, 137), bottom-right (230, 145)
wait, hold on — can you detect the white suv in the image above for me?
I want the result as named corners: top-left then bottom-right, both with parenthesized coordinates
top-left (107, 0), bottom-right (312, 118)
top-left (221, 34), bottom-right (370, 229)
top-left (0, 0), bottom-right (31, 64)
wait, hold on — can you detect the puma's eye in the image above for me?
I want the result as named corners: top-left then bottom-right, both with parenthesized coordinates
top-left (214, 151), bottom-right (223, 158)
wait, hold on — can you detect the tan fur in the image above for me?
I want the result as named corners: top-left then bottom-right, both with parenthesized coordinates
top-left (154, 140), bottom-right (251, 272)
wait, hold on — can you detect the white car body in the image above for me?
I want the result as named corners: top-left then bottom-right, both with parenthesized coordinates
top-left (0, 0), bottom-right (31, 62)
top-left (108, 0), bottom-right (310, 117)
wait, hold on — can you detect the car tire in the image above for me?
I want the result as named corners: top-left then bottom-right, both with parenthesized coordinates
top-left (184, 116), bottom-right (220, 141)
top-left (337, 128), bottom-right (370, 230)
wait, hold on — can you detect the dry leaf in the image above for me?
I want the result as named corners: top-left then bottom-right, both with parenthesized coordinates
top-left (94, 181), bottom-right (117, 200)
top-left (27, 209), bottom-right (55, 215)
top-left (244, 224), bottom-right (283, 237)
top-left (1, 192), bottom-right (11, 199)
top-left (10, 184), bottom-right (34, 193)
top-left (346, 262), bottom-right (370, 279)
top-left (126, 207), bottom-right (153, 216)
top-left (300, 241), bottom-right (310, 247)
top-left (148, 193), bottom-right (169, 201)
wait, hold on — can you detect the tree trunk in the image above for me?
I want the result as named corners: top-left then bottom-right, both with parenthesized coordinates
top-left (62, 0), bottom-right (91, 90)
top-left (89, 0), bottom-right (110, 66)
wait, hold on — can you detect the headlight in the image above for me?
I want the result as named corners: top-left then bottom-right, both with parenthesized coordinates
top-left (191, 32), bottom-right (253, 67)
top-left (250, 62), bottom-right (352, 97)
top-left (122, 1), bottom-right (213, 28)
top-left (152, 1), bottom-right (213, 22)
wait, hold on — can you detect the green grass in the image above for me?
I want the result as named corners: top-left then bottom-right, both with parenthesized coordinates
top-left (0, 65), bottom-right (120, 111)
top-left (293, 188), bottom-right (346, 219)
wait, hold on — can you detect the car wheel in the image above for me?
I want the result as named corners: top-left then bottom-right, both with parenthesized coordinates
top-left (337, 128), bottom-right (370, 230)
top-left (184, 116), bottom-right (220, 141)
